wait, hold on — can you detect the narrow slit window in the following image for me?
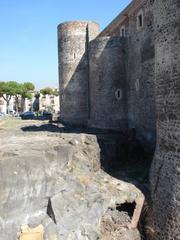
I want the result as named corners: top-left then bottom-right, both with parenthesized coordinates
top-left (122, 28), bottom-right (125, 37)
top-left (115, 89), bottom-right (122, 100)
top-left (120, 26), bottom-right (126, 37)
top-left (135, 79), bottom-right (140, 91)
top-left (137, 10), bottom-right (143, 29)
top-left (138, 14), bottom-right (143, 27)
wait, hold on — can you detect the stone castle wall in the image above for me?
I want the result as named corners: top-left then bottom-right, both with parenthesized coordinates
top-left (58, 2), bottom-right (180, 238)
top-left (126, 1), bottom-right (156, 148)
top-left (150, 0), bottom-right (180, 239)
top-left (58, 1), bottom-right (156, 147)
top-left (88, 36), bottom-right (127, 130)
top-left (100, 0), bottom-right (156, 147)
top-left (58, 21), bottom-right (99, 126)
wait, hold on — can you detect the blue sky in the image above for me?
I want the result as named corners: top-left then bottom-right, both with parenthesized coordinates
top-left (0, 0), bottom-right (131, 89)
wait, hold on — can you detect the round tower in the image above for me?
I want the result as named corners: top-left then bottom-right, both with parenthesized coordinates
top-left (150, 0), bottom-right (180, 239)
top-left (58, 21), bottom-right (100, 126)
top-left (88, 36), bottom-right (127, 130)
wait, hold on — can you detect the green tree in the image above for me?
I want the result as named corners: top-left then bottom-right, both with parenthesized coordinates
top-left (0, 81), bottom-right (20, 113)
top-left (0, 81), bottom-right (35, 113)
top-left (40, 87), bottom-right (53, 96)
top-left (20, 82), bottom-right (35, 112)
top-left (52, 88), bottom-right (59, 96)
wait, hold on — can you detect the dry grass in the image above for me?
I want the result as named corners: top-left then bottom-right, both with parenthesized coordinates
top-left (0, 117), bottom-right (44, 129)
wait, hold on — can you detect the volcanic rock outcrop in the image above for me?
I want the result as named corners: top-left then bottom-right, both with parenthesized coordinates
top-left (0, 124), bottom-right (144, 239)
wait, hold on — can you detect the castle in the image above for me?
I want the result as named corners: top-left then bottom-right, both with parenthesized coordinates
top-left (58, 0), bottom-right (180, 239)
top-left (58, 1), bottom-right (156, 148)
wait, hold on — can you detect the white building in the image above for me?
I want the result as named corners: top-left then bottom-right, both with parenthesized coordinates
top-left (0, 88), bottom-right (60, 114)
top-left (39, 92), bottom-right (59, 113)
top-left (0, 96), bottom-right (15, 114)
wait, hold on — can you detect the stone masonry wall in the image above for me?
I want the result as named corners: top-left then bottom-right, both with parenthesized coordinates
top-left (150, 0), bottom-right (180, 239)
top-left (88, 36), bottom-right (127, 130)
top-left (126, 0), bottom-right (156, 148)
top-left (57, 0), bottom-right (180, 238)
top-left (99, 0), bottom-right (156, 148)
top-left (58, 21), bottom-right (99, 126)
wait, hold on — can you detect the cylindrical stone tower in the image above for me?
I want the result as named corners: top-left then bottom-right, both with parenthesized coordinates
top-left (58, 21), bottom-right (100, 126)
top-left (88, 36), bottom-right (127, 130)
top-left (150, 0), bottom-right (180, 239)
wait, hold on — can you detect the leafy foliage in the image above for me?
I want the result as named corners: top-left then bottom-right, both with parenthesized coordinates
top-left (40, 87), bottom-right (59, 96)
top-left (0, 81), bottom-right (35, 113)
top-left (40, 87), bottom-right (53, 96)
top-left (53, 88), bottom-right (59, 96)
top-left (0, 81), bottom-right (19, 96)
top-left (0, 81), bottom-right (35, 98)
top-left (23, 82), bottom-right (35, 91)
top-left (21, 82), bottom-right (35, 100)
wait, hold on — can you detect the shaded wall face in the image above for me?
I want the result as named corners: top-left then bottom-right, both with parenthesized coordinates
top-left (150, 0), bottom-right (180, 239)
top-left (126, 1), bottom-right (156, 147)
top-left (58, 21), bottom-right (99, 126)
top-left (88, 37), bottom-right (127, 130)
top-left (99, 1), bottom-right (156, 147)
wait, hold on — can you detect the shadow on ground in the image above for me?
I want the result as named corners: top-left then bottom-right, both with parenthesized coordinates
top-left (21, 123), bottom-right (154, 193)
top-left (21, 122), bottom-right (155, 240)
